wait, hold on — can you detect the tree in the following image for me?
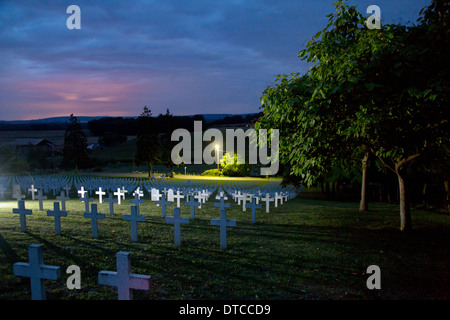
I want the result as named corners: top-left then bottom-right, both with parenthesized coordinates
top-left (258, 0), bottom-right (449, 231)
top-left (62, 114), bottom-right (89, 171)
top-left (158, 108), bottom-right (178, 176)
top-left (135, 106), bottom-right (159, 177)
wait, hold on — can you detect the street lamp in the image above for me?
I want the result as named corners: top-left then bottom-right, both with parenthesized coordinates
top-left (215, 144), bottom-right (220, 171)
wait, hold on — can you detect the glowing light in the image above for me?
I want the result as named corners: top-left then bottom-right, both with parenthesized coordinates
top-left (0, 202), bottom-right (13, 209)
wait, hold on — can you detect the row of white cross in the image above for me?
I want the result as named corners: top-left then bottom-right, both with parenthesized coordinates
top-left (10, 193), bottom-right (242, 301)
top-left (5, 178), bottom-right (301, 301)
top-left (14, 244), bottom-right (151, 300)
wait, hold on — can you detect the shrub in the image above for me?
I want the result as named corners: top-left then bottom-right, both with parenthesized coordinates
top-left (222, 163), bottom-right (250, 177)
top-left (201, 169), bottom-right (222, 176)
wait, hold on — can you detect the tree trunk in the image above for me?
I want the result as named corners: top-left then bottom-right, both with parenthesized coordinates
top-left (147, 161), bottom-right (152, 178)
top-left (397, 170), bottom-right (412, 232)
top-left (359, 152), bottom-right (369, 211)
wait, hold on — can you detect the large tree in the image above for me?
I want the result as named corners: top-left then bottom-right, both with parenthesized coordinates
top-left (63, 114), bottom-right (89, 171)
top-left (135, 106), bottom-right (159, 177)
top-left (158, 108), bottom-right (178, 176)
top-left (258, 0), bottom-right (449, 231)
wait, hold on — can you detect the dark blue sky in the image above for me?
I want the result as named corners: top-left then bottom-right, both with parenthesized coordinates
top-left (0, 0), bottom-right (430, 120)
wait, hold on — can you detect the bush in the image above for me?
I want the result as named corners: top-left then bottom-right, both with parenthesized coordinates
top-left (221, 163), bottom-right (250, 177)
top-left (219, 153), bottom-right (251, 177)
top-left (201, 169), bottom-right (222, 177)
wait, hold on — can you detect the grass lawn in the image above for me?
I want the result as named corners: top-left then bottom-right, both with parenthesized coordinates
top-left (0, 189), bottom-right (449, 300)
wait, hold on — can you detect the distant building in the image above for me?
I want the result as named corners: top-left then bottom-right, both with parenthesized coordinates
top-left (6, 138), bottom-right (54, 155)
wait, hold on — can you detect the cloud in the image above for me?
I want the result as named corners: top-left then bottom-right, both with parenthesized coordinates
top-left (0, 0), bottom-right (431, 120)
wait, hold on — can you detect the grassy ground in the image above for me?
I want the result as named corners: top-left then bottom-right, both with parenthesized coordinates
top-left (0, 188), bottom-right (449, 300)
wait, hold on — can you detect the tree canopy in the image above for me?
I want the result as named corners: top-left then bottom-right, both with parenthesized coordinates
top-left (258, 0), bottom-right (449, 231)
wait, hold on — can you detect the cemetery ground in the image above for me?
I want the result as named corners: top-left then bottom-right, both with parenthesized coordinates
top-left (0, 185), bottom-right (449, 300)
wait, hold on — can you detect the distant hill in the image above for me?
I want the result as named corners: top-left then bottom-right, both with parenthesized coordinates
top-left (0, 113), bottom-right (259, 125)
top-left (193, 113), bottom-right (258, 123)
top-left (0, 116), bottom-right (110, 125)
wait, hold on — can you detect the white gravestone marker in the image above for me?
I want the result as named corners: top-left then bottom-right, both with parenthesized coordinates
top-left (261, 193), bottom-right (274, 213)
top-left (104, 192), bottom-right (118, 215)
top-left (28, 185), bottom-right (38, 200)
top-left (184, 194), bottom-right (200, 220)
top-left (98, 251), bottom-right (151, 300)
top-left (47, 202), bottom-right (68, 235)
top-left (156, 194), bottom-right (171, 218)
top-left (13, 244), bottom-right (61, 300)
top-left (13, 200), bottom-right (32, 232)
top-left (83, 203), bottom-right (105, 238)
top-left (165, 207), bottom-right (189, 246)
top-left (122, 206), bottom-right (145, 242)
top-left (173, 190), bottom-right (184, 208)
top-left (36, 189), bottom-right (47, 211)
top-left (96, 187), bottom-right (106, 204)
top-left (210, 209), bottom-right (236, 250)
top-left (56, 191), bottom-right (70, 211)
top-left (12, 185), bottom-right (25, 201)
top-left (246, 198), bottom-right (262, 224)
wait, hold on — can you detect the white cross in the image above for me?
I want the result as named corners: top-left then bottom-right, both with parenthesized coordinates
top-left (201, 190), bottom-right (208, 203)
top-left (132, 187), bottom-right (143, 199)
top-left (123, 206), bottom-right (145, 242)
top-left (242, 193), bottom-right (252, 211)
top-left (12, 187), bottom-right (25, 201)
top-left (47, 202), bottom-right (67, 235)
top-left (80, 195), bottom-right (93, 213)
top-left (98, 251), bottom-right (151, 300)
top-left (114, 188), bottom-right (125, 205)
top-left (78, 186), bottom-right (87, 199)
top-left (156, 194), bottom-right (171, 218)
top-left (274, 192), bottom-right (283, 207)
top-left (235, 191), bottom-right (244, 205)
top-left (28, 185), bottom-right (38, 200)
top-left (184, 194), bottom-right (200, 219)
top-left (210, 209), bottom-right (236, 250)
top-left (173, 190), bottom-right (185, 208)
top-left (13, 200), bottom-right (32, 232)
top-left (56, 191), bottom-right (69, 211)
top-left (63, 185), bottom-right (71, 197)
top-left (121, 186), bottom-right (128, 200)
top-left (36, 189), bottom-right (47, 211)
top-left (261, 193), bottom-right (274, 213)
top-left (104, 193), bottom-right (118, 215)
top-left (165, 207), bottom-right (189, 246)
top-left (96, 187), bottom-right (106, 204)
top-left (194, 192), bottom-right (203, 209)
top-left (13, 244), bottom-right (61, 300)
top-left (214, 195), bottom-right (230, 211)
top-left (83, 203), bottom-right (105, 238)
top-left (245, 198), bottom-right (262, 224)
top-left (130, 193), bottom-right (144, 214)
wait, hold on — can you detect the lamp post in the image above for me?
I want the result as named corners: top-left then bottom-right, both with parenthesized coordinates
top-left (215, 144), bottom-right (220, 171)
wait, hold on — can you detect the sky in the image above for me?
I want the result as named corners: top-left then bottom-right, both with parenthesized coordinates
top-left (0, 0), bottom-right (431, 121)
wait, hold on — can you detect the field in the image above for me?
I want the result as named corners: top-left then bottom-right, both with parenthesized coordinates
top-left (0, 186), bottom-right (449, 300)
